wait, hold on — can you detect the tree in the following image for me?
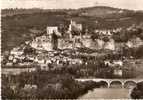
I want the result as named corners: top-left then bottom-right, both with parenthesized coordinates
top-left (140, 32), bottom-right (143, 40)
top-left (24, 45), bottom-right (36, 55)
top-left (134, 45), bottom-right (143, 58)
top-left (131, 82), bottom-right (143, 99)
top-left (91, 33), bottom-right (99, 40)
top-left (102, 36), bottom-right (109, 42)
top-left (2, 82), bottom-right (15, 99)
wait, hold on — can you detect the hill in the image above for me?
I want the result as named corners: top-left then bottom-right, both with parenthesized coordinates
top-left (76, 6), bottom-right (129, 18)
top-left (1, 6), bottom-right (143, 52)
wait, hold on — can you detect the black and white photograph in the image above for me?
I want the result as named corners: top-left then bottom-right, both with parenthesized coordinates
top-left (1, 0), bottom-right (143, 99)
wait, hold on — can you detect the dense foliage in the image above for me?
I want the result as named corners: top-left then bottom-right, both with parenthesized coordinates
top-left (2, 71), bottom-right (100, 99)
top-left (131, 82), bottom-right (143, 99)
top-left (112, 27), bottom-right (143, 42)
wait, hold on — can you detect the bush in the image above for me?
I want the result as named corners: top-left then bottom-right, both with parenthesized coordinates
top-left (2, 86), bottom-right (15, 99)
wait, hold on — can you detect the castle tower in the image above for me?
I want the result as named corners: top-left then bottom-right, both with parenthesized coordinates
top-left (51, 31), bottom-right (58, 50)
top-left (67, 20), bottom-right (73, 39)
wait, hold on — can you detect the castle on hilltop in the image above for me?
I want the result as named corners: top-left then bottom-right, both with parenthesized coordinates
top-left (30, 19), bottom-right (84, 51)
top-left (29, 19), bottom-right (116, 51)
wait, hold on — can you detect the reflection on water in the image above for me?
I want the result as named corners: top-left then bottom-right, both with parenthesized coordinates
top-left (79, 88), bottom-right (131, 99)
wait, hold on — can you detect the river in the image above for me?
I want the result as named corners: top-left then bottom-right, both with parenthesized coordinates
top-left (79, 88), bottom-right (131, 99)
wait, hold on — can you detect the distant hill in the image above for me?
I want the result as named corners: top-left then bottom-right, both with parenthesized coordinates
top-left (69, 6), bottom-right (142, 19)
top-left (1, 6), bottom-right (141, 17)
top-left (76, 6), bottom-right (129, 17)
top-left (2, 6), bottom-right (143, 20)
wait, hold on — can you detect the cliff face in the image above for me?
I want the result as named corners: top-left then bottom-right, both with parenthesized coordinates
top-left (58, 39), bottom-right (73, 49)
top-left (82, 38), bottom-right (95, 49)
top-left (29, 34), bottom-right (143, 52)
top-left (104, 39), bottom-right (115, 50)
top-left (30, 35), bottom-right (54, 51)
top-left (57, 37), bottom-right (116, 51)
top-left (95, 39), bottom-right (105, 49)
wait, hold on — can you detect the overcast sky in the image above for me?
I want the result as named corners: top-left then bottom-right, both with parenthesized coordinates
top-left (1, 0), bottom-right (143, 10)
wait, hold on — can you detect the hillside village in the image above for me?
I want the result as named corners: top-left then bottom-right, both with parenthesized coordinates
top-left (2, 19), bottom-right (143, 77)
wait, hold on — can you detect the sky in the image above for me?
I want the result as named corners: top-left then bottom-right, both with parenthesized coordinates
top-left (1, 0), bottom-right (143, 10)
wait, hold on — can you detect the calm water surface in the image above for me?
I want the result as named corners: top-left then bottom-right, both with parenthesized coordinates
top-left (79, 88), bottom-right (131, 99)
